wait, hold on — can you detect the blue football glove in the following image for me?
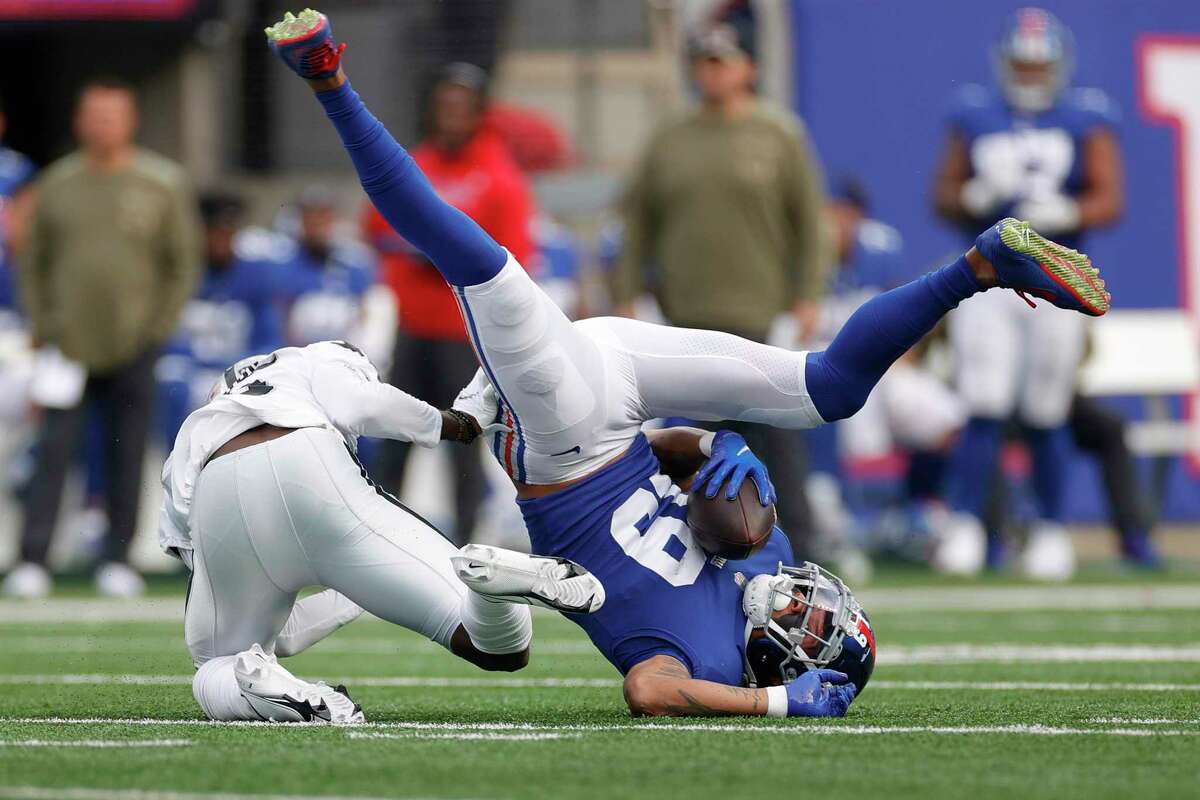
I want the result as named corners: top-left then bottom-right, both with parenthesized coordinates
top-left (785, 669), bottom-right (857, 718)
top-left (692, 430), bottom-right (777, 506)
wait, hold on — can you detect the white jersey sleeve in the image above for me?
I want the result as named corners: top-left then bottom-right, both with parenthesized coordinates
top-left (309, 346), bottom-right (443, 446)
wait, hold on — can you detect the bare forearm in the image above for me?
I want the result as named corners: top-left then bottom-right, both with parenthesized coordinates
top-left (651, 679), bottom-right (767, 717)
top-left (624, 655), bottom-right (768, 717)
top-left (645, 426), bottom-right (710, 486)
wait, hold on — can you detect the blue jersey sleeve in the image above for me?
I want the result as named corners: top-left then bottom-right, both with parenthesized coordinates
top-left (1065, 88), bottom-right (1120, 135)
top-left (611, 629), bottom-right (698, 675)
top-left (944, 84), bottom-right (993, 137)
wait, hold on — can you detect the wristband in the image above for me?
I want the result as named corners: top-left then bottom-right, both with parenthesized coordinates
top-left (698, 431), bottom-right (716, 457)
top-left (766, 685), bottom-right (788, 718)
top-left (444, 408), bottom-right (481, 444)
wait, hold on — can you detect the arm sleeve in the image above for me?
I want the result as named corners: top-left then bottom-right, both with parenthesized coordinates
top-left (316, 82), bottom-right (506, 286)
top-left (149, 174), bottom-right (203, 343)
top-left (310, 357), bottom-right (443, 446)
top-left (783, 118), bottom-right (831, 304)
top-left (611, 142), bottom-right (658, 307)
top-left (17, 192), bottom-right (55, 345)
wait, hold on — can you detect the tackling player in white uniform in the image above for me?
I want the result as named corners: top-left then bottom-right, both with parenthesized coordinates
top-left (160, 339), bottom-right (602, 723)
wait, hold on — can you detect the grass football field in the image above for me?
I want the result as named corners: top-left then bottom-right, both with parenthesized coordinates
top-left (1, 567), bottom-right (1198, 800)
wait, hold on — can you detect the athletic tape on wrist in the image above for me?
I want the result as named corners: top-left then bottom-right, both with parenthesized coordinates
top-left (699, 432), bottom-right (716, 457)
top-left (766, 685), bottom-right (788, 718)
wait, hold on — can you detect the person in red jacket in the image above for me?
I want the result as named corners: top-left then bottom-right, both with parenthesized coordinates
top-left (364, 62), bottom-right (535, 543)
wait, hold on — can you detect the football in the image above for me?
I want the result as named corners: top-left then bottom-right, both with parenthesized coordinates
top-left (687, 479), bottom-right (778, 560)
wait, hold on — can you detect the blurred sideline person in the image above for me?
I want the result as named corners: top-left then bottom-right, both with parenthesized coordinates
top-left (933, 8), bottom-right (1123, 576)
top-left (365, 62), bottom-right (535, 544)
top-left (614, 23), bottom-right (829, 560)
top-left (5, 79), bottom-right (200, 599)
top-left (157, 192), bottom-right (287, 447)
top-left (0, 101), bottom-right (36, 316)
top-left (280, 186), bottom-right (383, 359)
top-left (1066, 394), bottom-right (1158, 566)
top-left (0, 103), bottom-right (37, 551)
top-left (813, 180), bottom-right (977, 574)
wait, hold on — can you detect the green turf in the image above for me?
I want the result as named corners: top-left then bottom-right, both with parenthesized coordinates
top-left (1, 575), bottom-right (1199, 800)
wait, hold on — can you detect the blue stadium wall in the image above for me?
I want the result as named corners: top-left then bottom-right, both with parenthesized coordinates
top-left (790, 0), bottom-right (1200, 521)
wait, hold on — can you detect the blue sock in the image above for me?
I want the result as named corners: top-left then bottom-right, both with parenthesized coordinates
top-left (1026, 424), bottom-right (1072, 521)
top-left (315, 81), bottom-right (506, 286)
top-left (805, 255), bottom-right (981, 422)
top-left (947, 417), bottom-right (1004, 517)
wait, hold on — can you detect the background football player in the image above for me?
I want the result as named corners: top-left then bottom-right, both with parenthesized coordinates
top-left (268, 8), bottom-right (1108, 718)
top-left (933, 7), bottom-right (1124, 574)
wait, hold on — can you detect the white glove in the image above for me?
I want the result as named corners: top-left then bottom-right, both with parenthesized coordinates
top-left (453, 369), bottom-right (514, 438)
top-left (1013, 194), bottom-right (1082, 236)
top-left (960, 177), bottom-right (1012, 220)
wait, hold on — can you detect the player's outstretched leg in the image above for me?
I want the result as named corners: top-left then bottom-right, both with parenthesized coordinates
top-left (805, 219), bottom-right (1109, 424)
top-left (192, 645), bottom-right (364, 723)
top-left (452, 545), bottom-right (606, 614)
top-left (268, 11), bottom-right (618, 484)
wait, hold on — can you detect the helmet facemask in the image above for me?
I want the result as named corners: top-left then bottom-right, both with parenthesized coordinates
top-left (740, 562), bottom-right (875, 692)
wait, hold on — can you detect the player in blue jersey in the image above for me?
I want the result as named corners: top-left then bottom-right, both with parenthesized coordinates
top-left (267, 9), bottom-right (1109, 717)
top-left (276, 185), bottom-right (377, 350)
top-left (933, 7), bottom-right (1128, 573)
top-left (0, 104), bottom-right (35, 331)
top-left (158, 192), bottom-right (288, 445)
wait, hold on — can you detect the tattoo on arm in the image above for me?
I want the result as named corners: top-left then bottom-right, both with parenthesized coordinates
top-left (662, 685), bottom-right (763, 717)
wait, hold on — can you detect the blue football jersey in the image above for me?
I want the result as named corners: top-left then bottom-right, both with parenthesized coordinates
top-left (168, 256), bottom-right (286, 369)
top-left (948, 84), bottom-right (1119, 249)
top-left (518, 434), bottom-right (794, 683)
top-left (0, 145), bottom-right (35, 319)
top-left (276, 238), bottom-right (377, 347)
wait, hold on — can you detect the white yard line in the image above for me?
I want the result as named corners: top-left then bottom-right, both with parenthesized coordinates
top-left (2, 717), bottom-right (1198, 738)
top-left (0, 788), bottom-right (465, 800)
top-left (0, 739), bottom-right (191, 749)
top-left (1085, 717), bottom-right (1200, 725)
top-left (347, 731), bottom-right (577, 741)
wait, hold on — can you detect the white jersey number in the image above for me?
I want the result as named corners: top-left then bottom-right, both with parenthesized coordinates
top-left (609, 473), bottom-right (706, 587)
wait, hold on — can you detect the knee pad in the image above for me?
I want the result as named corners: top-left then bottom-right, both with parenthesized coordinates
top-left (192, 655), bottom-right (244, 721)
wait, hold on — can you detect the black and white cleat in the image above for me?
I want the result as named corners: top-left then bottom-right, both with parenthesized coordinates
top-left (452, 544), bottom-right (606, 614)
top-left (234, 644), bottom-right (364, 724)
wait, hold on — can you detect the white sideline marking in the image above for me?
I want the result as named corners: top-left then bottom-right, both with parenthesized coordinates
top-left (0, 675), bottom-right (619, 688)
top-left (0, 739), bottom-right (191, 749)
top-left (3, 718), bottom-right (1198, 738)
top-left (1086, 717), bottom-right (1200, 725)
top-left (0, 788), bottom-right (459, 800)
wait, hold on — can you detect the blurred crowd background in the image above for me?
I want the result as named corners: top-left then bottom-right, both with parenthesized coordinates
top-left (0, 0), bottom-right (1198, 599)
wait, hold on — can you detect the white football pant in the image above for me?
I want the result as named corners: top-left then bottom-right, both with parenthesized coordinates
top-left (454, 256), bottom-right (824, 485)
top-left (948, 289), bottom-right (1085, 428)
